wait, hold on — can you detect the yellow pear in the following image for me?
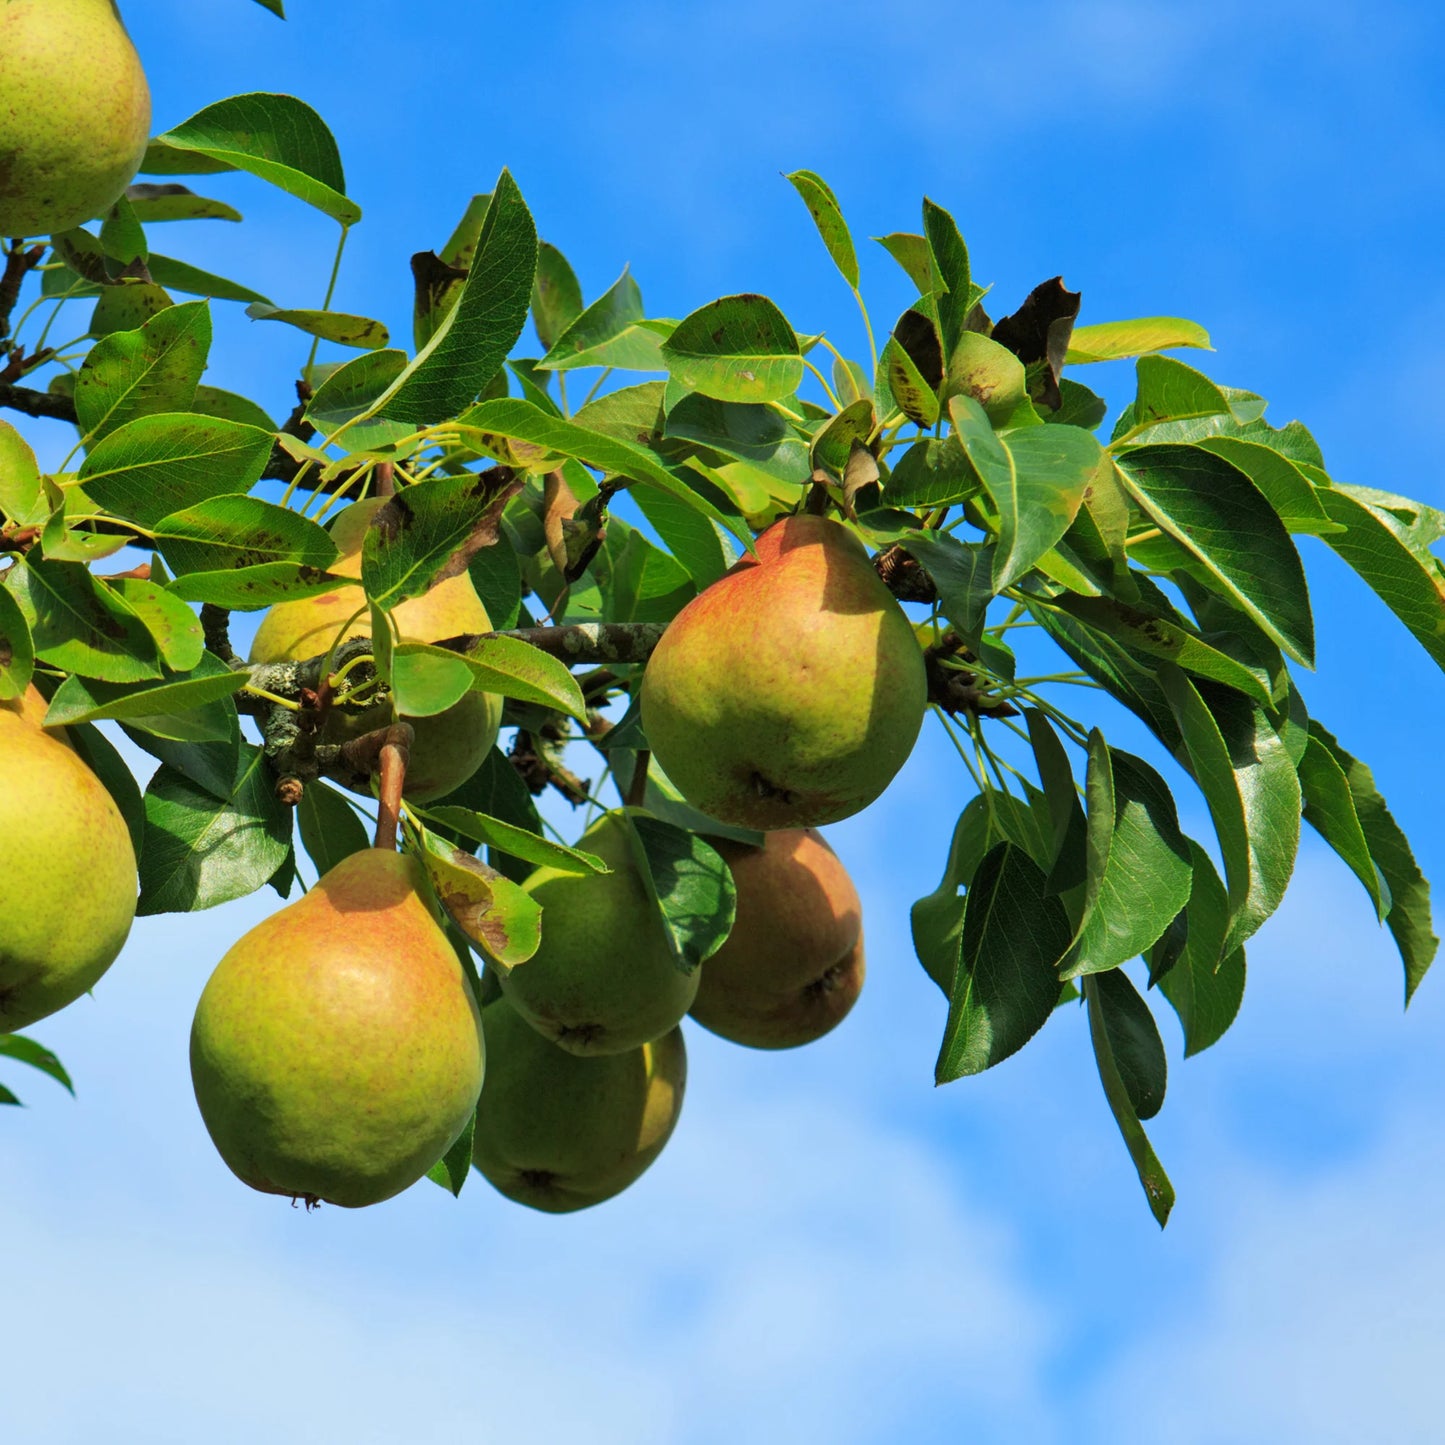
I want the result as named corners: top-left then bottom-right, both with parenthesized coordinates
top-left (0, 0), bottom-right (151, 238)
top-left (0, 684), bottom-right (136, 1032)
top-left (689, 828), bottom-right (864, 1049)
top-left (472, 993), bottom-right (686, 1213)
top-left (249, 497), bottom-right (501, 803)
top-left (640, 514), bottom-right (927, 828)
top-left (498, 811), bottom-right (699, 1056)
top-left (189, 848), bottom-right (485, 1208)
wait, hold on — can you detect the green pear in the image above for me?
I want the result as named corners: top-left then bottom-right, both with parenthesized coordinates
top-left (190, 848), bottom-right (485, 1208)
top-left (472, 993), bottom-right (686, 1212)
top-left (0, 684), bottom-right (136, 1033)
top-left (249, 497), bottom-right (502, 803)
top-left (0, 0), bottom-right (151, 238)
top-left (640, 514), bottom-right (926, 828)
top-left (689, 828), bottom-right (864, 1050)
top-left (498, 811), bottom-right (699, 1056)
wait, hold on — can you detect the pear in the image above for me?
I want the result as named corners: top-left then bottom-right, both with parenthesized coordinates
top-left (0, 684), bottom-right (136, 1033)
top-left (249, 497), bottom-right (501, 803)
top-left (189, 848), bottom-right (485, 1208)
top-left (640, 514), bottom-right (926, 829)
top-left (498, 811), bottom-right (699, 1056)
top-left (689, 828), bottom-right (864, 1049)
top-left (472, 993), bottom-right (686, 1213)
top-left (0, 0), bottom-right (151, 238)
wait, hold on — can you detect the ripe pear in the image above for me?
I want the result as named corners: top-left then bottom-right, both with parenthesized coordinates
top-left (0, 0), bottom-right (151, 238)
top-left (472, 993), bottom-right (686, 1213)
top-left (0, 685), bottom-right (136, 1033)
top-left (689, 828), bottom-right (864, 1049)
top-left (189, 848), bottom-right (485, 1208)
top-left (249, 497), bottom-right (501, 803)
top-left (640, 514), bottom-right (926, 829)
top-left (498, 811), bottom-right (699, 1056)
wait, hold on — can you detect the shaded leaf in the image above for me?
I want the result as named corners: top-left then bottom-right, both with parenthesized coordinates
top-left (936, 843), bottom-right (1073, 1080)
top-left (628, 814), bottom-right (737, 973)
top-left (0, 585), bottom-right (35, 701)
top-left (1092, 968), bottom-right (1167, 1120)
top-left (296, 779), bottom-right (370, 878)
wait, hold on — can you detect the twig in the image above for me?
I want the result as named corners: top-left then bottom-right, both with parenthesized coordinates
top-left (625, 749), bottom-right (651, 809)
top-left (0, 243), bottom-right (44, 344)
top-left (437, 622), bottom-right (669, 667)
top-left (0, 382), bottom-right (75, 423)
top-left (201, 604), bottom-right (236, 665)
top-left (373, 723), bottom-right (413, 850)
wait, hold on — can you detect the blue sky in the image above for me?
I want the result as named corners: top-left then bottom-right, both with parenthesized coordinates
top-left (6, 1), bottom-right (1445, 1440)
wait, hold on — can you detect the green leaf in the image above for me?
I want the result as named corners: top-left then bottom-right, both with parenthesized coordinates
top-left (663, 393), bottom-right (811, 486)
top-left (246, 304), bottom-right (388, 351)
top-left (1161, 667), bottom-right (1300, 955)
top-left (1050, 378), bottom-right (1109, 431)
top-left (1298, 732), bottom-right (1390, 921)
top-left (530, 240), bottom-right (584, 353)
top-left (296, 780), bottom-right (370, 878)
top-left (458, 398), bottom-right (750, 550)
top-left (1066, 317), bottom-right (1211, 364)
top-left (184, 386), bottom-right (276, 432)
top-left (422, 835), bottom-right (542, 971)
top-left (661, 294), bottom-right (804, 404)
top-left (0, 1035), bottom-right (75, 1095)
top-left (1116, 444), bottom-right (1315, 667)
top-left (139, 141), bottom-right (237, 178)
top-left (397, 638), bottom-right (586, 722)
top-left (1084, 972), bottom-right (1175, 1228)
top-left (911, 795), bottom-right (991, 995)
top-left (1316, 484), bottom-right (1445, 673)
top-left (0, 419), bottom-right (46, 525)
top-left (942, 332), bottom-right (1028, 424)
top-left (425, 1111), bottom-right (475, 1197)
top-left (360, 472), bottom-right (515, 608)
top-left (67, 721), bottom-right (146, 857)
top-left (810, 399), bottom-right (876, 479)
top-left (873, 232), bottom-right (934, 293)
top-left (137, 746), bottom-right (293, 914)
top-left (77, 413), bottom-right (274, 528)
top-left (1154, 841), bottom-right (1247, 1057)
top-left (374, 168), bottom-right (537, 426)
top-left (0, 585), bottom-right (35, 701)
top-left (1039, 591), bottom-right (1275, 706)
top-left (44, 667), bottom-right (245, 737)
top-left (895, 531), bottom-right (993, 649)
top-left (1092, 968), bottom-right (1167, 1120)
top-left (884, 436), bottom-right (980, 509)
top-left (110, 576), bottom-right (205, 672)
top-left (922, 197), bottom-right (977, 365)
top-left (123, 722), bottom-right (239, 802)
top-left (1129, 355), bottom-right (1234, 429)
top-left (145, 253), bottom-right (271, 306)
top-left (628, 814), bottom-right (737, 973)
top-left (158, 93), bottom-right (361, 225)
top-left (301, 349), bottom-right (412, 451)
top-left (168, 563), bottom-right (347, 609)
top-left (391, 649), bottom-right (472, 718)
top-left (153, 496), bottom-right (339, 577)
top-left (536, 266), bottom-right (647, 370)
top-left (251, 0), bottom-right (285, 16)
top-left (74, 300), bottom-right (212, 443)
top-left (936, 842), bottom-right (1073, 1080)
top-left (1192, 437), bottom-right (1339, 536)
top-left (1308, 723), bottom-right (1437, 1002)
top-left (951, 396), bottom-right (1100, 591)
top-left (628, 488), bottom-right (729, 591)
top-left (468, 544), bottom-right (521, 631)
top-left (1024, 708), bottom-right (1087, 891)
top-left (424, 807), bottom-right (608, 876)
top-left (124, 182), bottom-right (243, 224)
top-left (5, 557), bottom-right (161, 682)
top-left (786, 170), bottom-right (860, 289)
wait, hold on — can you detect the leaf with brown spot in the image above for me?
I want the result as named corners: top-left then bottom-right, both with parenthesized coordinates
top-left (421, 836), bottom-right (542, 972)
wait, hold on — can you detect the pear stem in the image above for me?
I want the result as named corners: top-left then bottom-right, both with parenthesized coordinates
top-left (373, 723), bottom-right (413, 851)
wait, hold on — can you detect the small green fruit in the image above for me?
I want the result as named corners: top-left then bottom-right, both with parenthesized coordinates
top-left (249, 498), bottom-right (501, 804)
top-left (472, 993), bottom-right (686, 1213)
top-left (498, 811), bottom-right (699, 1056)
top-left (0, 0), bottom-right (151, 238)
top-left (640, 514), bottom-right (926, 828)
top-left (0, 685), bottom-right (137, 1033)
top-left (689, 828), bottom-right (864, 1050)
top-left (190, 849), bottom-right (485, 1208)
